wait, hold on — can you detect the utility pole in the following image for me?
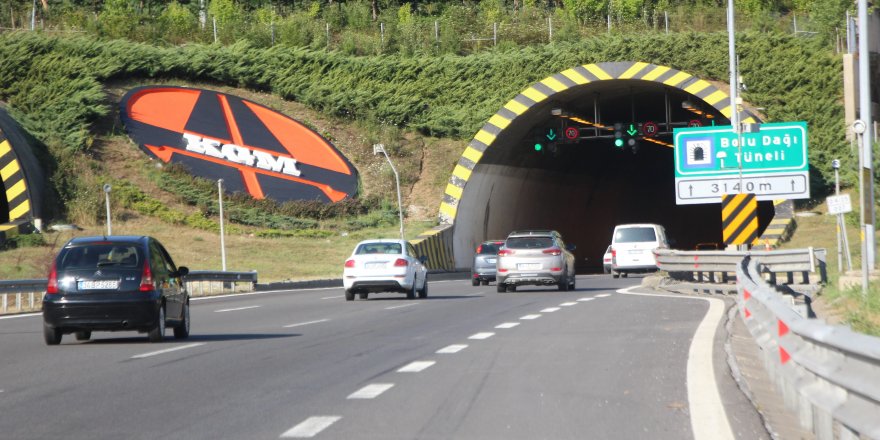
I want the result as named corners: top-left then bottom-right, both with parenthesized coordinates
top-left (857, 0), bottom-right (875, 295)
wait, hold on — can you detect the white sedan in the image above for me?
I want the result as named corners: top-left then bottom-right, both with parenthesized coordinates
top-left (342, 239), bottom-right (428, 301)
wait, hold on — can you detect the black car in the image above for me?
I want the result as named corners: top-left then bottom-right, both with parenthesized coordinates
top-left (42, 236), bottom-right (190, 345)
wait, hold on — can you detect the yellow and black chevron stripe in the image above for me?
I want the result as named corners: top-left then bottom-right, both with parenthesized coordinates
top-left (757, 199), bottom-right (795, 249)
top-left (722, 193), bottom-right (759, 245)
top-left (439, 61), bottom-right (759, 223)
top-left (410, 224), bottom-right (455, 271)
top-left (0, 133), bottom-right (31, 223)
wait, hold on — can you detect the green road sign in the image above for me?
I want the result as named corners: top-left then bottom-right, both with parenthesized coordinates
top-left (672, 121), bottom-right (810, 205)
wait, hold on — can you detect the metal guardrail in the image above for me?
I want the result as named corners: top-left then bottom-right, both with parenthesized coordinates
top-left (0, 271), bottom-right (258, 314)
top-left (655, 248), bottom-right (827, 285)
top-left (736, 255), bottom-right (880, 440)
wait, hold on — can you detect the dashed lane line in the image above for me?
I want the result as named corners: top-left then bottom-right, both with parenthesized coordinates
top-left (214, 305), bottom-right (261, 313)
top-left (495, 322), bottom-right (520, 329)
top-left (131, 343), bottom-right (205, 359)
top-left (468, 332), bottom-right (495, 340)
top-left (520, 314), bottom-right (542, 320)
top-left (436, 344), bottom-right (468, 354)
top-left (595, 293), bottom-right (611, 298)
top-left (560, 302), bottom-right (577, 307)
top-left (385, 303), bottom-right (419, 310)
top-left (540, 307), bottom-right (560, 313)
top-left (397, 361), bottom-right (435, 373)
top-left (577, 298), bottom-right (595, 302)
top-left (321, 295), bottom-right (343, 300)
top-left (283, 319), bottom-right (330, 328)
top-left (280, 416), bottom-right (342, 438)
top-left (347, 383), bottom-right (395, 399)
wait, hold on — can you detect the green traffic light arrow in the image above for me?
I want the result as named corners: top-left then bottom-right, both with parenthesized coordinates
top-left (545, 129), bottom-right (557, 141)
top-left (626, 124), bottom-right (638, 136)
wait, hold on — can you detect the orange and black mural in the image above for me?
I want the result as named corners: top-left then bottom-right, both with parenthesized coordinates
top-left (120, 86), bottom-right (359, 203)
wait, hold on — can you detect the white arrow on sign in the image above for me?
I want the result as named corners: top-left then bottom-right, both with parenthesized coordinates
top-left (675, 172), bottom-right (809, 205)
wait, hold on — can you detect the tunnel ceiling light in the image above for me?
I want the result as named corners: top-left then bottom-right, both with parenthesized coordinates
top-left (551, 108), bottom-right (564, 116)
top-left (643, 137), bottom-right (673, 148)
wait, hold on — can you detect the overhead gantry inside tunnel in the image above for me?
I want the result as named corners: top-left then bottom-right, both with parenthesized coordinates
top-left (430, 61), bottom-right (779, 273)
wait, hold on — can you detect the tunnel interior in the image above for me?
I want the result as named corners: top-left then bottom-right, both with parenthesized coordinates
top-left (453, 80), bottom-right (773, 272)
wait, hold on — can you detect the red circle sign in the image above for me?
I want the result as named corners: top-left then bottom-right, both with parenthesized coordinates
top-left (642, 121), bottom-right (658, 137)
top-left (688, 119), bottom-right (702, 128)
top-left (564, 126), bottom-right (580, 140)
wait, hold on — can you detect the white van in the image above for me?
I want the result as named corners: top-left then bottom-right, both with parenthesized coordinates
top-left (610, 223), bottom-right (668, 278)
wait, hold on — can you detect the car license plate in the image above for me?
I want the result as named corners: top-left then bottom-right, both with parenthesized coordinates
top-left (78, 280), bottom-right (119, 290)
top-left (365, 262), bottom-right (385, 269)
top-left (628, 249), bottom-right (643, 254)
top-left (487, 258), bottom-right (497, 264)
top-left (520, 273), bottom-right (538, 277)
top-left (518, 263), bottom-right (541, 270)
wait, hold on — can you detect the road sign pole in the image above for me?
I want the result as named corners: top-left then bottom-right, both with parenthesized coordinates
top-left (858, 0), bottom-right (875, 295)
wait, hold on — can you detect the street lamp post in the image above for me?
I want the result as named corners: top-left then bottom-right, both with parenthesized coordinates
top-left (373, 144), bottom-right (405, 240)
top-left (218, 179), bottom-right (227, 272)
top-left (103, 184), bottom-right (112, 236)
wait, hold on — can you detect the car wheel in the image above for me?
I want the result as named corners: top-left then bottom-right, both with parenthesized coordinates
top-left (75, 331), bottom-right (92, 341)
top-left (43, 322), bottom-right (62, 345)
top-left (507, 284), bottom-right (517, 292)
top-left (604, 267), bottom-right (610, 274)
top-left (359, 292), bottom-right (368, 300)
top-left (472, 277), bottom-right (480, 286)
top-left (612, 270), bottom-right (620, 279)
top-left (174, 302), bottom-right (190, 339)
top-left (496, 283), bottom-right (506, 293)
top-left (558, 271), bottom-right (569, 291)
top-left (481, 280), bottom-right (489, 286)
top-left (418, 277), bottom-right (428, 298)
top-left (570, 275), bottom-right (576, 290)
top-left (148, 306), bottom-right (165, 343)
top-left (345, 289), bottom-right (355, 301)
top-left (621, 272), bottom-right (628, 278)
top-left (407, 283), bottom-right (416, 299)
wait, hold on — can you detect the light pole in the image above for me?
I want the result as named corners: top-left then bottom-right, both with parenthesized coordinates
top-left (102, 184), bottom-right (112, 236)
top-left (857, 0), bottom-right (875, 294)
top-left (218, 179), bottom-right (227, 272)
top-left (373, 144), bottom-right (405, 240)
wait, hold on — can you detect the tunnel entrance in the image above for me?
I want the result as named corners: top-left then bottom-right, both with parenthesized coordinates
top-left (445, 62), bottom-right (773, 273)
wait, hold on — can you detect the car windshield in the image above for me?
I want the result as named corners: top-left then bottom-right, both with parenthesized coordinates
top-left (477, 243), bottom-right (501, 254)
top-left (615, 227), bottom-right (657, 243)
top-left (356, 243), bottom-right (402, 255)
top-left (506, 237), bottom-right (554, 249)
top-left (58, 244), bottom-right (143, 270)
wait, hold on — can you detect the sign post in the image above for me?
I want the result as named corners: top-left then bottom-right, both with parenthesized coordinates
top-left (673, 121), bottom-right (809, 205)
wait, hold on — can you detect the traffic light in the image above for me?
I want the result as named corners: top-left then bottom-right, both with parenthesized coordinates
top-left (534, 142), bottom-right (543, 152)
top-left (613, 123), bottom-right (624, 148)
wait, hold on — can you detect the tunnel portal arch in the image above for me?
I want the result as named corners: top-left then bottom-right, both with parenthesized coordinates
top-left (433, 61), bottom-right (771, 271)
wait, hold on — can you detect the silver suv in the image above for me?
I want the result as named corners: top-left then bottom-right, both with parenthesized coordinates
top-left (496, 230), bottom-right (576, 292)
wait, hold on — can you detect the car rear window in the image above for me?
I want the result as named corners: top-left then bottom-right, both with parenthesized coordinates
top-left (614, 227), bottom-right (657, 243)
top-left (58, 244), bottom-right (144, 270)
top-left (477, 243), bottom-right (502, 254)
top-left (505, 237), bottom-right (554, 249)
top-left (356, 243), bottom-right (402, 255)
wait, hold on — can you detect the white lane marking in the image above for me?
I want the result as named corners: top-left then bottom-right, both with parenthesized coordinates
top-left (398, 361), bottom-right (435, 372)
top-left (577, 298), bottom-right (595, 302)
top-left (347, 383), bottom-right (394, 399)
top-left (617, 285), bottom-right (735, 440)
top-left (214, 305), bottom-right (261, 313)
top-left (0, 312), bottom-right (41, 320)
top-left (495, 322), bottom-right (520, 329)
top-left (468, 332), bottom-right (495, 340)
top-left (436, 344), bottom-right (468, 354)
top-left (131, 343), bottom-right (205, 359)
top-left (281, 416), bottom-right (342, 438)
top-left (520, 314), bottom-right (541, 320)
top-left (386, 303), bottom-right (419, 310)
top-left (595, 293), bottom-right (611, 298)
top-left (560, 302), bottom-right (577, 307)
top-left (321, 295), bottom-right (342, 300)
top-left (540, 307), bottom-right (560, 313)
top-left (283, 319), bottom-right (330, 328)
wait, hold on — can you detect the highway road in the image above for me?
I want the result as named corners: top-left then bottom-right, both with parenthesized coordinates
top-left (0, 275), bottom-right (769, 440)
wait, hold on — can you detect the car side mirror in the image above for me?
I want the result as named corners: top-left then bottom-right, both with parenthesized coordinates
top-left (174, 266), bottom-right (190, 278)
top-left (419, 256), bottom-right (428, 264)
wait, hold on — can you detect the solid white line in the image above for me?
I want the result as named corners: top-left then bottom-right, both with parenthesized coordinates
top-left (559, 302), bottom-right (578, 307)
top-left (436, 344), bottom-right (468, 354)
top-left (520, 314), bottom-right (541, 320)
top-left (0, 312), bottom-right (41, 320)
top-left (321, 295), bottom-right (342, 300)
top-left (495, 322), bottom-right (520, 329)
top-left (577, 298), bottom-right (595, 302)
top-left (540, 307), bottom-right (560, 313)
top-left (214, 305), bottom-right (261, 313)
top-left (131, 343), bottom-right (205, 359)
top-left (386, 303), bottom-right (418, 310)
top-left (347, 383), bottom-right (394, 399)
top-left (468, 332), bottom-right (495, 340)
top-left (595, 294), bottom-right (611, 298)
top-left (397, 361), bottom-right (435, 372)
top-left (283, 319), bottom-right (330, 328)
top-left (617, 286), bottom-right (735, 440)
top-left (280, 416), bottom-right (342, 438)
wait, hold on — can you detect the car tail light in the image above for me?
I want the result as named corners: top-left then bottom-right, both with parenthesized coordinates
top-left (498, 268), bottom-right (508, 272)
top-left (498, 249), bottom-right (514, 256)
top-left (611, 248), bottom-right (617, 263)
top-left (551, 267), bottom-right (562, 271)
top-left (344, 259), bottom-right (355, 268)
top-left (46, 261), bottom-right (59, 294)
top-left (476, 245), bottom-right (483, 254)
top-left (394, 258), bottom-right (408, 267)
top-left (139, 262), bottom-right (155, 292)
top-left (543, 247), bottom-right (562, 256)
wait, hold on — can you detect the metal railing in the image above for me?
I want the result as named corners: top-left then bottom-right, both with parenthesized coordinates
top-left (736, 256), bottom-right (880, 440)
top-left (655, 248), bottom-right (827, 285)
top-left (0, 271), bottom-right (258, 314)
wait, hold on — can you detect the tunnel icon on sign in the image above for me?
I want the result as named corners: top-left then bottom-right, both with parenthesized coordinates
top-left (683, 138), bottom-right (715, 169)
